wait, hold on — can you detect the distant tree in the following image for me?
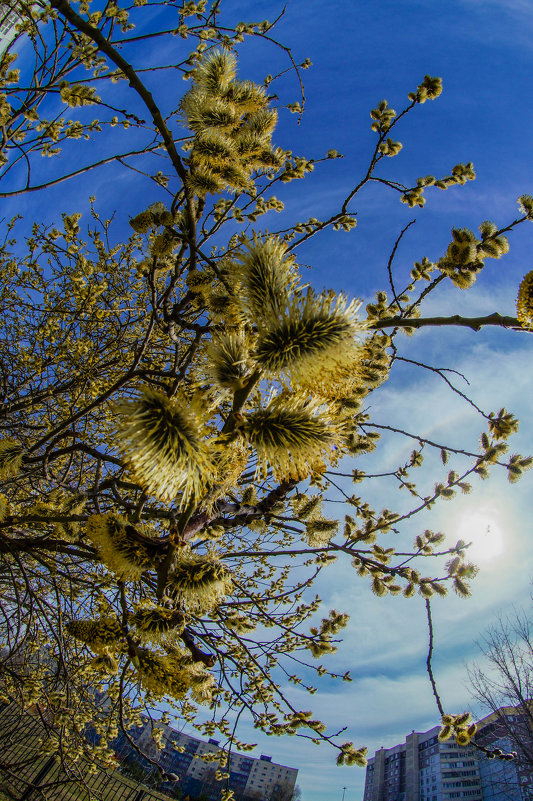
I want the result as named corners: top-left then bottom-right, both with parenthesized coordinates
top-left (469, 612), bottom-right (533, 777)
top-left (290, 786), bottom-right (301, 801)
top-left (1, 0), bottom-right (533, 798)
top-left (197, 766), bottom-right (219, 800)
top-left (267, 782), bottom-right (301, 801)
top-left (121, 754), bottom-right (158, 785)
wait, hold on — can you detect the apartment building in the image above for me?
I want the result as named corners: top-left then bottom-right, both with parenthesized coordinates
top-left (0, 2), bottom-right (20, 52)
top-left (117, 719), bottom-right (298, 801)
top-left (363, 726), bottom-right (482, 801)
top-left (363, 707), bottom-right (533, 801)
top-left (0, 694), bottom-right (297, 801)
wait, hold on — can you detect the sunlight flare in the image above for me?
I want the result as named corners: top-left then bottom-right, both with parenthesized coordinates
top-left (455, 506), bottom-right (505, 562)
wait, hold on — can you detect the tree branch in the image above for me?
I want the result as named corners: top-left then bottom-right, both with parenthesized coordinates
top-left (370, 312), bottom-right (526, 332)
top-left (425, 598), bottom-right (444, 716)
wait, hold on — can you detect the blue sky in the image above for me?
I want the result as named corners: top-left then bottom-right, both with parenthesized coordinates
top-left (205, 3), bottom-right (533, 800)
top-left (5, 1), bottom-right (533, 799)
top-left (241, 3), bottom-right (533, 800)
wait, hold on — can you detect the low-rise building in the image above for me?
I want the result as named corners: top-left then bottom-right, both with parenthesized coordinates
top-left (116, 719), bottom-right (298, 801)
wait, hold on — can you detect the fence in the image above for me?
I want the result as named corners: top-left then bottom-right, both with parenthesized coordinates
top-left (0, 702), bottom-right (175, 801)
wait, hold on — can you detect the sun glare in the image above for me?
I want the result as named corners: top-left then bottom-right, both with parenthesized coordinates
top-left (455, 506), bottom-right (505, 563)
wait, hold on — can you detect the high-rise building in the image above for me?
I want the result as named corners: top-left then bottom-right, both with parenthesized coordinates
top-left (363, 707), bottom-right (533, 801)
top-left (363, 726), bottom-right (482, 801)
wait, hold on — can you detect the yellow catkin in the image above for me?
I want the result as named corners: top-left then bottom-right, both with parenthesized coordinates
top-left (86, 513), bottom-right (159, 579)
top-left (167, 554), bottom-right (231, 612)
top-left (255, 290), bottom-right (365, 386)
top-left (517, 270), bottom-right (533, 329)
top-left (114, 388), bottom-right (213, 504)
top-left (242, 396), bottom-right (344, 481)
top-left (0, 439), bottom-right (24, 479)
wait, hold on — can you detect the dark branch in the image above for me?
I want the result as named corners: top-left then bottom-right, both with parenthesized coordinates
top-left (370, 312), bottom-right (525, 332)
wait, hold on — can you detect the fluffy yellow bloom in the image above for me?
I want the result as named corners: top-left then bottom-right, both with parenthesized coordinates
top-left (517, 270), bottom-right (533, 329)
top-left (304, 334), bottom-right (390, 413)
top-left (0, 439), bottom-right (23, 479)
top-left (191, 50), bottom-right (237, 96)
top-left (242, 395), bottom-right (344, 480)
top-left (255, 290), bottom-right (364, 386)
top-left (130, 606), bottom-right (186, 644)
top-left (66, 617), bottom-right (123, 655)
top-left (86, 512), bottom-right (159, 579)
top-left (231, 234), bottom-right (297, 322)
top-left (135, 648), bottom-right (191, 699)
top-left (0, 494), bottom-right (9, 522)
top-left (202, 438), bottom-right (251, 512)
top-left (206, 331), bottom-right (253, 390)
top-left (305, 518), bottom-right (339, 546)
top-left (134, 646), bottom-right (215, 704)
top-left (181, 51), bottom-right (279, 196)
top-left (90, 653), bottom-right (119, 675)
top-left (114, 387), bottom-right (213, 504)
top-left (167, 553), bottom-right (231, 612)
top-left (189, 669), bottom-right (217, 704)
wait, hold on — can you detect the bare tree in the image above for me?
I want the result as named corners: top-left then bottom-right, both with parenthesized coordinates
top-left (469, 612), bottom-right (533, 797)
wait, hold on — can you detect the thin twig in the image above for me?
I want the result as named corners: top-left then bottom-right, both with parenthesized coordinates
top-left (426, 598), bottom-right (444, 716)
